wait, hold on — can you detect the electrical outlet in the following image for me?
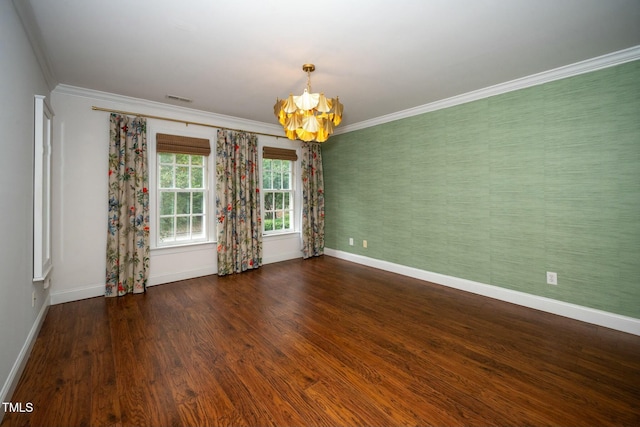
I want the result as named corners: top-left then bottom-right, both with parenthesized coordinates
top-left (546, 272), bottom-right (558, 285)
top-left (349, 237), bottom-right (354, 246)
top-left (363, 240), bottom-right (368, 248)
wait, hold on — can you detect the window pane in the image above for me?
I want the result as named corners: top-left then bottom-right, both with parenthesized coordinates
top-left (176, 192), bottom-right (190, 215)
top-left (261, 157), bottom-right (292, 234)
top-left (159, 165), bottom-right (173, 188)
top-left (191, 167), bottom-right (203, 188)
top-left (159, 153), bottom-right (174, 164)
top-left (159, 217), bottom-right (174, 241)
top-left (176, 166), bottom-right (189, 188)
top-left (264, 192), bottom-right (273, 210)
top-left (157, 152), bottom-right (209, 246)
top-left (284, 211), bottom-right (291, 229)
top-left (275, 212), bottom-right (283, 230)
top-left (264, 212), bottom-right (274, 231)
top-left (273, 171), bottom-right (282, 189)
top-left (160, 192), bottom-right (175, 215)
top-left (192, 192), bottom-right (204, 214)
top-left (192, 216), bottom-right (204, 238)
top-left (263, 170), bottom-right (272, 189)
top-left (176, 217), bottom-right (189, 239)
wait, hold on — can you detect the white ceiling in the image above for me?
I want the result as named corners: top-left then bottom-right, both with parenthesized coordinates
top-left (18, 0), bottom-right (640, 128)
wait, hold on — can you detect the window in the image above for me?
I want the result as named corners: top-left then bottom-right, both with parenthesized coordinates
top-left (262, 147), bottom-right (298, 234)
top-left (156, 133), bottom-right (211, 246)
top-left (263, 159), bottom-right (293, 233)
top-left (33, 95), bottom-right (53, 282)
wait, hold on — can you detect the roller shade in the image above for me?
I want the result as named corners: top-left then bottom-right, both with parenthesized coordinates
top-left (157, 133), bottom-right (211, 156)
top-left (262, 146), bottom-right (298, 161)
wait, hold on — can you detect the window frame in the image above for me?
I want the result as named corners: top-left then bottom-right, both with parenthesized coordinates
top-left (149, 129), bottom-right (215, 250)
top-left (156, 152), bottom-right (208, 247)
top-left (33, 95), bottom-right (53, 283)
top-left (261, 147), bottom-right (297, 236)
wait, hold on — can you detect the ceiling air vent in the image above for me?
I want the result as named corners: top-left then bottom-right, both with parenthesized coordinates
top-left (166, 94), bottom-right (193, 103)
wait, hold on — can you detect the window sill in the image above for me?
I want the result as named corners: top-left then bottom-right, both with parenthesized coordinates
top-left (262, 231), bottom-right (300, 241)
top-left (151, 241), bottom-right (216, 255)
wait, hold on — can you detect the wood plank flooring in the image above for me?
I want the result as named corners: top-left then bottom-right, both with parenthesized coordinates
top-left (2, 256), bottom-right (639, 426)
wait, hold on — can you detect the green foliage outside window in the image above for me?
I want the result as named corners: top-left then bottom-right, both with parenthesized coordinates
top-left (262, 158), bottom-right (293, 233)
top-left (158, 153), bottom-right (207, 243)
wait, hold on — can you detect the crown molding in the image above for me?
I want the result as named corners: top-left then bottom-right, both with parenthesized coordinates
top-left (53, 84), bottom-right (286, 137)
top-left (336, 45), bottom-right (640, 135)
top-left (12, 0), bottom-right (58, 91)
top-left (53, 45), bottom-right (640, 138)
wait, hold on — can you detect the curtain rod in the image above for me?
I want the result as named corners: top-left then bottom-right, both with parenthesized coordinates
top-left (91, 106), bottom-right (286, 139)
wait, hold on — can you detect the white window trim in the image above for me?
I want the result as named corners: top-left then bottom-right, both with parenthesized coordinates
top-left (148, 126), bottom-right (216, 250)
top-left (33, 95), bottom-right (54, 283)
top-left (261, 155), bottom-right (297, 236)
top-left (156, 157), bottom-right (208, 247)
top-left (258, 139), bottom-right (303, 238)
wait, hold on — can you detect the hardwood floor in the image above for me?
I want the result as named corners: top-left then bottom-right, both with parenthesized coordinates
top-left (2, 256), bottom-right (639, 426)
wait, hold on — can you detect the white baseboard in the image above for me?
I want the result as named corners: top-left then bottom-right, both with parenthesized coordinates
top-left (47, 249), bottom-right (638, 335)
top-left (148, 266), bottom-right (217, 287)
top-left (49, 254), bottom-right (303, 305)
top-left (0, 294), bottom-right (50, 419)
top-left (48, 269), bottom-right (218, 303)
top-left (263, 251), bottom-right (303, 265)
top-left (324, 248), bottom-right (640, 336)
top-left (49, 283), bottom-right (104, 305)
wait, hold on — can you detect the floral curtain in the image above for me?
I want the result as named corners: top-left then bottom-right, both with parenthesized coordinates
top-left (216, 129), bottom-right (262, 275)
top-left (301, 142), bottom-right (325, 258)
top-left (105, 114), bottom-right (149, 296)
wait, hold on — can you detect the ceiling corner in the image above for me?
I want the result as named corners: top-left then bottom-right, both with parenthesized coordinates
top-left (12, 0), bottom-right (58, 90)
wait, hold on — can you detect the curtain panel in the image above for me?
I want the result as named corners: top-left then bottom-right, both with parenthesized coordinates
top-left (301, 142), bottom-right (325, 258)
top-left (105, 114), bottom-right (149, 296)
top-left (216, 129), bottom-right (262, 276)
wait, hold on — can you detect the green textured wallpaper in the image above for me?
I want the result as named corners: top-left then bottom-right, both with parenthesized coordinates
top-left (323, 60), bottom-right (640, 318)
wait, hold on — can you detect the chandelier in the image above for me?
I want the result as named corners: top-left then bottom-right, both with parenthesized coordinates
top-left (274, 64), bottom-right (343, 143)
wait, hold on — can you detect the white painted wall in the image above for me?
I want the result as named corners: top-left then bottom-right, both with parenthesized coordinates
top-left (0, 1), bottom-right (51, 412)
top-left (49, 86), bottom-right (303, 304)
